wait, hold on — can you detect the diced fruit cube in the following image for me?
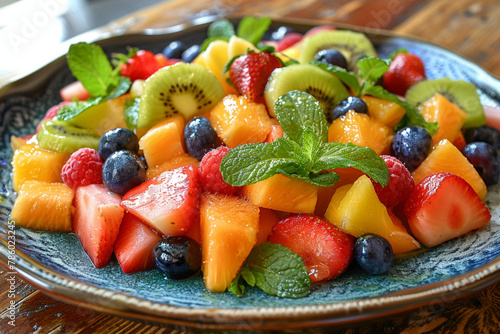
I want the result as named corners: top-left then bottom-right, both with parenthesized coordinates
top-left (325, 175), bottom-right (420, 255)
top-left (114, 213), bottom-right (162, 274)
top-left (255, 208), bottom-right (280, 245)
top-left (227, 35), bottom-right (257, 58)
top-left (412, 139), bottom-right (487, 200)
top-left (361, 95), bottom-right (406, 128)
top-left (418, 93), bottom-right (468, 144)
top-left (139, 115), bottom-right (186, 168)
top-left (210, 95), bottom-right (273, 148)
top-left (404, 172), bottom-right (491, 247)
top-left (203, 40), bottom-right (238, 95)
top-left (146, 153), bottom-right (199, 179)
top-left (240, 174), bottom-right (318, 214)
top-left (10, 181), bottom-right (74, 232)
top-left (200, 193), bottom-right (260, 292)
top-left (328, 110), bottom-right (393, 155)
top-left (12, 144), bottom-right (68, 192)
top-left (121, 165), bottom-right (200, 236)
top-left (73, 184), bottom-right (125, 268)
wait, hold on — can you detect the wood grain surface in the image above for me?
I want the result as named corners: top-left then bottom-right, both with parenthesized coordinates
top-left (1, 0), bottom-right (500, 333)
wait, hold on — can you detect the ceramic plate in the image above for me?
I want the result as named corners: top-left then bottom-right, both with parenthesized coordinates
top-left (1, 17), bottom-right (500, 332)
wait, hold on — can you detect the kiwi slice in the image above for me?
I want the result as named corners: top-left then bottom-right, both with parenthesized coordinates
top-left (264, 64), bottom-right (350, 117)
top-left (37, 119), bottom-right (100, 153)
top-left (299, 30), bottom-right (377, 68)
top-left (405, 78), bottom-right (486, 129)
top-left (137, 63), bottom-right (226, 129)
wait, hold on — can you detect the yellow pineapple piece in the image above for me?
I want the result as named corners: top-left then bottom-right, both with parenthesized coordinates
top-left (228, 35), bottom-right (256, 58)
top-left (204, 40), bottom-right (238, 95)
top-left (200, 193), bottom-right (260, 292)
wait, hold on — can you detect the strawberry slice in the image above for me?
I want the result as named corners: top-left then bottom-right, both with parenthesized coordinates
top-left (120, 50), bottom-right (162, 82)
top-left (404, 172), bottom-right (491, 247)
top-left (382, 53), bottom-right (426, 96)
top-left (120, 165), bottom-right (200, 236)
top-left (268, 214), bottom-right (355, 282)
top-left (114, 213), bottom-right (162, 274)
top-left (229, 51), bottom-right (283, 103)
top-left (73, 184), bottom-right (125, 268)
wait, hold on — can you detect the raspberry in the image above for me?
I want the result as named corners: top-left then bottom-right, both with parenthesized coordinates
top-left (61, 148), bottom-right (104, 190)
top-left (371, 155), bottom-right (414, 208)
top-left (198, 146), bottom-right (240, 194)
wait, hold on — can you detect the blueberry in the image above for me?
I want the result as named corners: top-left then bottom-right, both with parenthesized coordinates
top-left (462, 142), bottom-right (500, 186)
top-left (264, 26), bottom-right (296, 41)
top-left (153, 236), bottom-right (202, 280)
top-left (181, 45), bottom-right (201, 63)
top-left (98, 128), bottom-right (139, 161)
top-left (184, 117), bottom-right (220, 160)
top-left (314, 49), bottom-right (348, 70)
top-left (464, 125), bottom-right (500, 149)
top-left (391, 126), bottom-right (433, 172)
top-left (102, 150), bottom-right (146, 196)
top-left (163, 41), bottom-right (188, 59)
top-left (329, 96), bottom-right (368, 122)
top-left (354, 234), bottom-right (393, 275)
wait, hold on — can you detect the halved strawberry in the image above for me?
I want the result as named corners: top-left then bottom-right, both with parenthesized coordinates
top-left (120, 50), bottom-right (162, 82)
top-left (268, 214), bottom-right (355, 282)
top-left (114, 213), bottom-right (162, 274)
top-left (404, 172), bottom-right (491, 247)
top-left (120, 165), bottom-right (200, 236)
top-left (60, 81), bottom-right (91, 102)
top-left (73, 184), bottom-right (125, 268)
top-left (382, 53), bottom-right (426, 96)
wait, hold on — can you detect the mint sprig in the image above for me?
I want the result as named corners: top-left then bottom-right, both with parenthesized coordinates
top-left (220, 91), bottom-right (389, 187)
top-left (310, 61), bottom-right (361, 95)
top-left (229, 243), bottom-right (310, 298)
top-left (356, 57), bottom-right (390, 85)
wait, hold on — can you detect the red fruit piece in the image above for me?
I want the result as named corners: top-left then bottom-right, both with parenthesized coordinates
top-left (61, 148), bottom-right (103, 190)
top-left (304, 25), bottom-right (336, 37)
top-left (121, 165), bottom-right (200, 236)
top-left (114, 213), bottom-right (162, 274)
top-left (60, 81), bottom-right (91, 102)
top-left (155, 53), bottom-right (182, 67)
top-left (382, 53), bottom-right (426, 96)
top-left (73, 184), bottom-right (125, 268)
top-left (371, 155), bottom-right (414, 208)
top-left (276, 33), bottom-right (303, 51)
top-left (268, 214), bottom-right (355, 282)
top-left (120, 50), bottom-right (162, 82)
top-left (229, 51), bottom-right (283, 103)
top-left (198, 146), bottom-right (240, 194)
top-left (36, 101), bottom-right (71, 132)
top-left (404, 172), bottom-right (491, 247)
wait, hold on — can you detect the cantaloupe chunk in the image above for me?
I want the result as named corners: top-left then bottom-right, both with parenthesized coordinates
top-left (146, 153), bottom-right (199, 179)
top-left (12, 144), bottom-right (69, 192)
top-left (419, 93), bottom-right (468, 144)
top-left (328, 110), bottom-right (393, 155)
top-left (255, 208), bottom-right (280, 245)
top-left (240, 174), bottom-right (318, 214)
top-left (10, 181), bottom-right (74, 232)
top-left (210, 94), bottom-right (273, 148)
top-left (362, 95), bottom-right (406, 128)
top-left (325, 175), bottom-right (420, 255)
top-left (139, 115), bottom-right (185, 168)
top-left (412, 139), bottom-right (487, 200)
top-left (200, 193), bottom-right (260, 292)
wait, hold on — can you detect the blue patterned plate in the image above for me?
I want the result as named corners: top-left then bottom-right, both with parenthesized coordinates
top-left (1, 17), bottom-right (500, 332)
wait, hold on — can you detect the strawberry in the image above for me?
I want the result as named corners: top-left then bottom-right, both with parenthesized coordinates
top-left (382, 53), bottom-right (426, 96)
top-left (275, 33), bottom-right (303, 51)
top-left (120, 50), bottom-right (162, 82)
top-left (404, 172), bottom-right (491, 248)
top-left (60, 81), bottom-right (90, 102)
top-left (114, 213), bottom-right (162, 274)
top-left (73, 184), bottom-right (125, 268)
top-left (268, 214), bottom-right (355, 282)
top-left (120, 165), bottom-right (201, 236)
top-left (229, 51), bottom-right (283, 103)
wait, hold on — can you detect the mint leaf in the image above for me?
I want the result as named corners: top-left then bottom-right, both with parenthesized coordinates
top-left (275, 91), bottom-right (328, 144)
top-left (299, 129), bottom-right (321, 166)
top-left (107, 76), bottom-right (131, 100)
top-left (228, 273), bottom-right (245, 298)
top-left (236, 16), bottom-right (271, 45)
top-left (124, 97), bottom-right (140, 130)
top-left (56, 97), bottom-right (104, 121)
top-left (300, 171), bottom-right (340, 187)
top-left (67, 42), bottom-right (116, 97)
top-left (208, 18), bottom-right (235, 38)
top-left (356, 57), bottom-right (390, 84)
top-left (311, 61), bottom-right (361, 95)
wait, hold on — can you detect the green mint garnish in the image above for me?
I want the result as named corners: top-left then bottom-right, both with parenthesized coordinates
top-left (56, 97), bottom-right (104, 121)
top-left (124, 97), bottom-right (140, 130)
top-left (229, 243), bottom-right (310, 298)
top-left (220, 90), bottom-right (390, 187)
top-left (236, 16), bottom-right (271, 46)
top-left (356, 57), bottom-right (390, 85)
top-left (208, 18), bottom-right (235, 39)
top-left (311, 61), bottom-right (361, 95)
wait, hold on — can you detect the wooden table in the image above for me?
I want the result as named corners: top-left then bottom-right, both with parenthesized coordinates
top-left (1, 0), bottom-right (500, 333)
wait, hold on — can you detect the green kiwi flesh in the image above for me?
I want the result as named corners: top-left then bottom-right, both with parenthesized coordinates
top-left (405, 78), bottom-right (486, 129)
top-left (299, 30), bottom-right (377, 68)
top-left (37, 119), bottom-right (100, 153)
top-left (137, 63), bottom-right (226, 129)
top-left (264, 64), bottom-right (350, 117)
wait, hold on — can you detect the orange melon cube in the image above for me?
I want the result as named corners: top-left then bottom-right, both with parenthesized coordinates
top-left (210, 95), bottom-right (274, 148)
top-left (200, 193), bottom-right (260, 292)
top-left (328, 110), bottom-right (393, 155)
top-left (419, 93), bottom-right (468, 144)
top-left (361, 95), bottom-right (406, 128)
top-left (255, 208), bottom-right (280, 245)
top-left (412, 139), bottom-right (487, 200)
top-left (146, 153), bottom-right (199, 179)
top-left (138, 115), bottom-right (185, 168)
top-left (240, 174), bottom-right (318, 214)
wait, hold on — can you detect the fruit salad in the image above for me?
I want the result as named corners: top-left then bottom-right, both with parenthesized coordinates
top-left (8, 16), bottom-right (499, 299)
